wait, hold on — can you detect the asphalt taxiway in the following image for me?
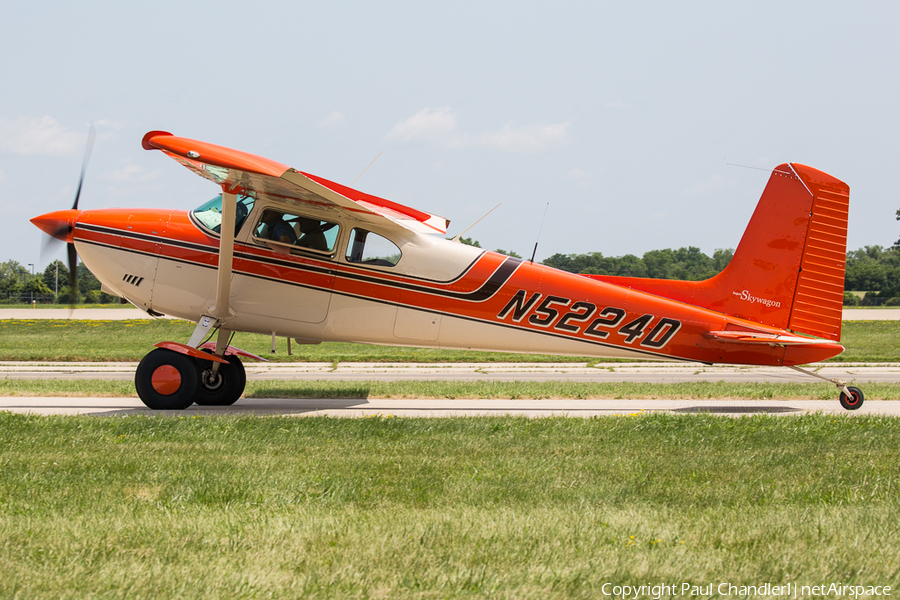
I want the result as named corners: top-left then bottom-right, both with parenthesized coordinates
top-left (2, 396), bottom-right (898, 417)
top-left (2, 361), bottom-right (898, 384)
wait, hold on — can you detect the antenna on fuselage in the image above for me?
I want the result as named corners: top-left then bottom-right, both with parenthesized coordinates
top-left (350, 151), bottom-right (384, 186)
top-left (451, 203), bottom-right (502, 243)
top-left (529, 202), bottom-right (550, 263)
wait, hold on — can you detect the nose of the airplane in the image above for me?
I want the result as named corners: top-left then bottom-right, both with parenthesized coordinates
top-left (31, 209), bottom-right (81, 243)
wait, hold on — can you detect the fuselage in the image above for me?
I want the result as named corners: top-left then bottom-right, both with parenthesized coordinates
top-left (63, 198), bottom-right (843, 367)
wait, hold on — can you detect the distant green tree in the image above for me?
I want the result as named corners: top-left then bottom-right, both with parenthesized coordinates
top-left (895, 208), bottom-right (900, 248)
top-left (77, 263), bottom-right (117, 304)
top-left (42, 260), bottom-right (68, 300)
top-left (457, 237), bottom-right (482, 248)
top-left (21, 277), bottom-right (52, 298)
top-left (712, 248), bottom-right (734, 272)
top-left (543, 247), bottom-right (732, 281)
top-left (495, 249), bottom-right (522, 258)
top-left (845, 246), bottom-right (889, 291)
top-left (843, 244), bottom-right (900, 304)
top-left (0, 261), bottom-right (30, 301)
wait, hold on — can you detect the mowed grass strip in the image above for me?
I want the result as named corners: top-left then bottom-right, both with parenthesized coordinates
top-left (0, 319), bottom-right (898, 362)
top-left (3, 378), bottom-right (900, 400)
top-left (0, 413), bottom-right (898, 598)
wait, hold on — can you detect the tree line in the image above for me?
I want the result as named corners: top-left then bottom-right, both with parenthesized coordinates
top-left (4, 238), bottom-right (897, 306)
top-left (466, 235), bottom-right (900, 306)
top-left (537, 212), bottom-right (900, 305)
top-left (0, 260), bottom-right (119, 305)
top-left (540, 245), bottom-right (900, 305)
top-left (542, 247), bottom-right (735, 281)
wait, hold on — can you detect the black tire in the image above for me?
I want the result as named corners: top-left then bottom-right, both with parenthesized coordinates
top-left (135, 348), bottom-right (199, 410)
top-left (194, 351), bottom-right (246, 406)
top-left (839, 386), bottom-right (864, 411)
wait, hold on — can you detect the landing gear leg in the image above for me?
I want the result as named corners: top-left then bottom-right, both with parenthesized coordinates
top-left (195, 351), bottom-right (246, 406)
top-left (788, 365), bottom-right (864, 411)
top-left (194, 328), bottom-right (245, 406)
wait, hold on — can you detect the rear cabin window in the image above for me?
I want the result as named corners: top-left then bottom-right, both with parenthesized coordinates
top-left (345, 228), bottom-right (401, 267)
top-left (253, 209), bottom-right (340, 254)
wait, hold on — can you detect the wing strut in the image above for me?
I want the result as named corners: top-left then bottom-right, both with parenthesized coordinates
top-left (211, 190), bottom-right (237, 322)
top-left (187, 188), bottom-right (238, 354)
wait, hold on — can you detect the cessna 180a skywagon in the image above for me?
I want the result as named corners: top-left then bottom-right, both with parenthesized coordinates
top-left (32, 131), bottom-right (862, 410)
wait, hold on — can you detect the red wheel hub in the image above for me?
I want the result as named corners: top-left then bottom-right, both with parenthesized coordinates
top-left (151, 365), bottom-right (182, 395)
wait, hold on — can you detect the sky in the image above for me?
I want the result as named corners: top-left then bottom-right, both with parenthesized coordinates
top-left (3, 1), bottom-right (899, 272)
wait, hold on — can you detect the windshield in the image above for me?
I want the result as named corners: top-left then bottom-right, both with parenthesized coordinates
top-left (191, 194), bottom-right (256, 236)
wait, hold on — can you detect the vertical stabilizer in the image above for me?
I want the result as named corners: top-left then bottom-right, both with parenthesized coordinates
top-left (584, 163), bottom-right (849, 341)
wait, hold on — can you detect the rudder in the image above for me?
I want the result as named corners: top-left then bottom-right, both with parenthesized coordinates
top-left (783, 164), bottom-right (849, 341)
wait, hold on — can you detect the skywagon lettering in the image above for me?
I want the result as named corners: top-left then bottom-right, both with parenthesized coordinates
top-left (497, 289), bottom-right (682, 350)
top-left (734, 289), bottom-right (782, 308)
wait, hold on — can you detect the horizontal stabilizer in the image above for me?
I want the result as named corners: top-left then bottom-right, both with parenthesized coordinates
top-left (704, 330), bottom-right (843, 347)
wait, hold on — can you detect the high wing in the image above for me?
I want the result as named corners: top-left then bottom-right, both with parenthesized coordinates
top-left (141, 131), bottom-right (450, 235)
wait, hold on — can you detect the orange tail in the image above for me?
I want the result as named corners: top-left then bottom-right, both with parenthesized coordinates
top-left (587, 163), bottom-right (849, 341)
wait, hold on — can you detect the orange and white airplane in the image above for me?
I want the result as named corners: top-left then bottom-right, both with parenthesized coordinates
top-left (32, 131), bottom-right (862, 410)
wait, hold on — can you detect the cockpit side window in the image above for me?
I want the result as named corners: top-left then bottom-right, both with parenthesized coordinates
top-left (253, 209), bottom-right (340, 254)
top-left (191, 194), bottom-right (256, 236)
top-left (345, 228), bottom-right (401, 267)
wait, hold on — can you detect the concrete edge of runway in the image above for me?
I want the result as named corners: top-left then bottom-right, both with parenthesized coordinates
top-left (3, 396), bottom-right (899, 417)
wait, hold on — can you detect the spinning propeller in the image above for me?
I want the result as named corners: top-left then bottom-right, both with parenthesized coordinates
top-left (31, 125), bottom-right (95, 307)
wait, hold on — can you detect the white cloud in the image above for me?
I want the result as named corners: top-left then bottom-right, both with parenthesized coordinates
top-left (685, 174), bottom-right (731, 196)
top-left (320, 111), bottom-right (346, 128)
top-left (386, 107), bottom-right (571, 153)
top-left (565, 167), bottom-right (588, 180)
top-left (386, 107), bottom-right (463, 147)
top-left (476, 122), bottom-right (570, 153)
top-left (101, 163), bottom-right (160, 184)
top-left (0, 116), bottom-right (87, 157)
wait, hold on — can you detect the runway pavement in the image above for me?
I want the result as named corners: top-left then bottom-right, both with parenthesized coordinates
top-left (2, 361), bottom-right (898, 383)
top-left (2, 396), bottom-right (899, 417)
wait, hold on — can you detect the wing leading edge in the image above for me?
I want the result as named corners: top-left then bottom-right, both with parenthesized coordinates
top-left (141, 131), bottom-right (450, 235)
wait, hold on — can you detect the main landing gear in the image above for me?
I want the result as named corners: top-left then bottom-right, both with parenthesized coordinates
top-left (135, 347), bottom-right (247, 410)
top-left (788, 365), bottom-right (865, 411)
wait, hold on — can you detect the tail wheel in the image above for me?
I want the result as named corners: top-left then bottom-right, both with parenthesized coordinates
top-left (839, 386), bottom-right (864, 411)
top-left (194, 351), bottom-right (246, 406)
top-left (135, 348), bottom-right (199, 410)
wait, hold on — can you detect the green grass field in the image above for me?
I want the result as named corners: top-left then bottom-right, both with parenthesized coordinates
top-left (0, 319), bottom-right (897, 363)
top-left (1, 412), bottom-right (898, 598)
